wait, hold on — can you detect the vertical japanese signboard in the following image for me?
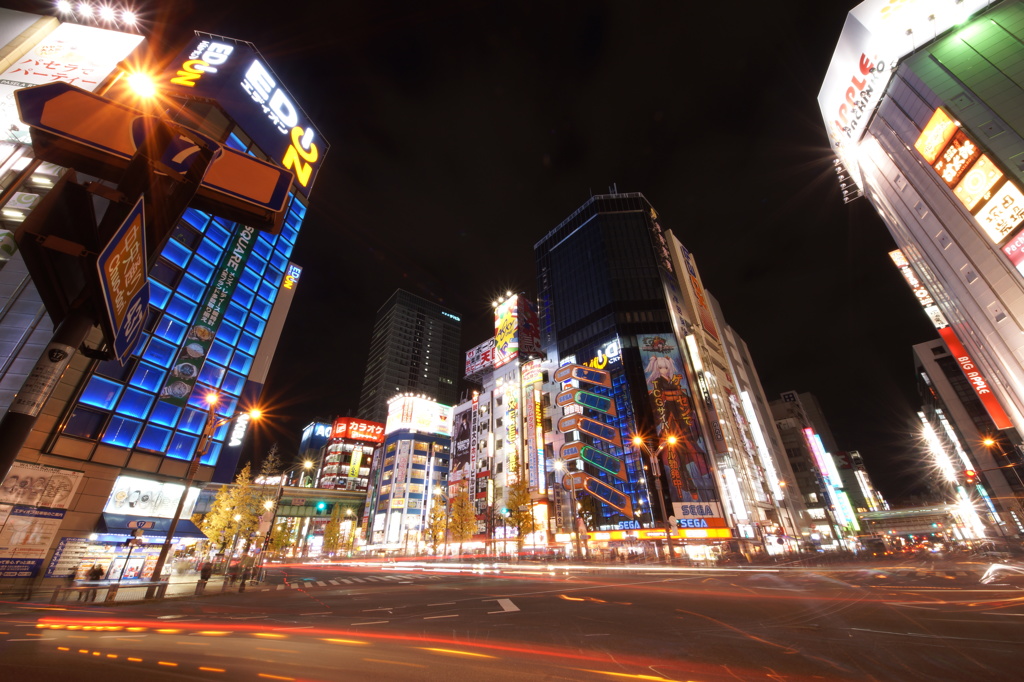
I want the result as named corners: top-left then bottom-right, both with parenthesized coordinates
top-left (159, 224), bottom-right (258, 405)
top-left (97, 196), bottom-right (148, 365)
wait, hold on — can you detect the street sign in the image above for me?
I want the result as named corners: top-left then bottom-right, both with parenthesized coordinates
top-left (15, 81), bottom-right (293, 232)
top-left (97, 196), bottom-right (148, 365)
top-left (129, 521), bottom-right (154, 529)
top-left (563, 471), bottom-right (634, 518)
top-left (552, 364), bottom-right (612, 388)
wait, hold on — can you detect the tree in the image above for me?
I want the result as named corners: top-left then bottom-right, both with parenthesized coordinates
top-left (199, 463), bottom-right (264, 560)
top-left (449, 485), bottom-right (477, 557)
top-left (506, 476), bottom-right (538, 553)
top-left (322, 504), bottom-right (343, 555)
top-left (259, 443), bottom-right (283, 480)
top-left (425, 494), bottom-right (448, 556)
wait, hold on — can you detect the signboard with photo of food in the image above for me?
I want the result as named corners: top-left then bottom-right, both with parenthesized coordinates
top-left (159, 224), bottom-right (259, 406)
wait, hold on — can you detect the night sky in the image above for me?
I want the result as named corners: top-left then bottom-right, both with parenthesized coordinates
top-left (16, 1), bottom-right (941, 500)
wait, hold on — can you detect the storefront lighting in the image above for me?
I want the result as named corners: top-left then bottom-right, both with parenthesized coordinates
top-left (56, 1), bottom-right (73, 14)
top-left (77, 2), bottom-right (93, 17)
top-left (98, 5), bottom-right (115, 21)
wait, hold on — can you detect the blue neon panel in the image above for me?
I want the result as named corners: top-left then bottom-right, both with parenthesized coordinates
top-left (243, 314), bottom-right (266, 336)
top-left (165, 294), bottom-right (198, 323)
top-left (198, 361), bottom-right (225, 387)
top-left (80, 376), bottom-right (123, 410)
top-left (228, 351), bottom-right (253, 374)
top-left (149, 399), bottom-right (181, 428)
top-left (232, 285), bottom-right (255, 309)
top-left (257, 280), bottom-right (278, 304)
top-left (129, 362), bottom-right (166, 392)
top-left (187, 255), bottom-right (215, 283)
top-left (115, 386), bottom-right (154, 419)
top-left (153, 316), bottom-right (187, 345)
top-left (200, 441), bottom-right (221, 465)
top-left (167, 432), bottom-right (199, 461)
top-left (224, 301), bottom-right (246, 326)
top-left (149, 281), bottom-right (171, 309)
top-left (220, 371), bottom-right (245, 396)
top-left (270, 250), bottom-right (289, 271)
top-left (236, 332), bottom-right (260, 355)
top-left (290, 199), bottom-right (306, 219)
top-left (281, 221), bottom-right (299, 244)
top-left (196, 237), bottom-right (222, 266)
top-left (102, 416), bottom-right (142, 447)
top-left (217, 322), bottom-right (241, 346)
top-left (177, 273), bottom-right (206, 302)
top-left (245, 253), bottom-right (267, 277)
top-left (182, 207), bottom-right (210, 230)
top-left (142, 336), bottom-right (177, 366)
top-left (206, 221), bottom-right (232, 248)
top-left (225, 132), bottom-right (246, 152)
top-left (239, 268), bottom-right (259, 293)
top-left (252, 234), bottom-right (272, 259)
top-left (207, 340), bottom-right (231, 366)
top-left (161, 238), bottom-right (191, 268)
top-left (137, 424), bottom-right (172, 452)
top-left (250, 297), bottom-right (271, 320)
top-left (178, 407), bottom-right (207, 435)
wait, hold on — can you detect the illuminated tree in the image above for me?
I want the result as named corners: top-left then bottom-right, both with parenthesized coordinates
top-left (199, 463), bottom-right (263, 556)
top-left (449, 485), bottom-right (477, 556)
top-left (322, 504), bottom-right (343, 555)
top-left (506, 476), bottom-right (538, 553)
top-left (425, 494), bottom-right (448, 555)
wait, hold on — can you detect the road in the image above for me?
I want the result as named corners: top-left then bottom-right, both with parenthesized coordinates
top-left (1, 559), bottom-right (1022, 681)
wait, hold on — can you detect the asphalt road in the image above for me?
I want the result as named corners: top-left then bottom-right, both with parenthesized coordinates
top-left (1, 560), bottom-right (1022, 681)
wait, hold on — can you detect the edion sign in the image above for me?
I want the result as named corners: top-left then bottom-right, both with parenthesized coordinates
top-left (165, 34), bottom-right (327, 197)
top-left (332, 417), bottom-right (385, 444)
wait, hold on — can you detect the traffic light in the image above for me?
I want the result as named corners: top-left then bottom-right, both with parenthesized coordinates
top-left (316, 501), bottom-right (326, 512)
top-left (964, 469), bottom-right (978, 485)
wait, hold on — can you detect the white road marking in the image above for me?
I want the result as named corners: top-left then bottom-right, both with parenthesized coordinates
top-left (424, 614), bottom-right (458, 619)
top-left (329, 580), bottom-right (339, 585)
top-left (352, 621), bottom-right (388, 625)
top-left (316, 581), bottom-right (327, 586)
top-left (429, 602), bottom-right (456, 606)
top-left (486, 598), bottom-right (520, 614)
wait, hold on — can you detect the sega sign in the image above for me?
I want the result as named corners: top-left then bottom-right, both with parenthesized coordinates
top-left (164, 34), bottom-right (328, 197)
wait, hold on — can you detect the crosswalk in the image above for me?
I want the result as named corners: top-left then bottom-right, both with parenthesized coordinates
top-left (261, 573), bottom-right (443, 591)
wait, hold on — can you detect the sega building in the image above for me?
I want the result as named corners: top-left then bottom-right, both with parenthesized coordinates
top-left (364, 395), bottom-right (452, 553)
top-left (821, 0), bottom-right (1024, 527)
top-left (0, 15), bottom-right (325, 583)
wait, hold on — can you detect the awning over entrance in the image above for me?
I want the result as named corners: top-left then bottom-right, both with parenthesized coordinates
top-left (98, 513), bottom-right (206, 538)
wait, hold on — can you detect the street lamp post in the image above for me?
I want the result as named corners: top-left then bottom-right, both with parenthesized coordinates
top-left (554, 460), bottom-right (585, 561)
top-left (632, 434), bottom-right (678, 564)
top-left (149, 392), bottom-right (260, 591)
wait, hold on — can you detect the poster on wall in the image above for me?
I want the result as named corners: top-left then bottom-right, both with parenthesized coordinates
top-left (0, 506), bottom-right (66, 567)
top-left (451, 404), bottom-right (472, 483)
top-left (636, 334), bottom-right (718, 506)
top-left (0, 462), bottom-right (83, 509)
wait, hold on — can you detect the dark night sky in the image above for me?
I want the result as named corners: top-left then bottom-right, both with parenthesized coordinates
top-left (15, 1), bottom-right (941, 501)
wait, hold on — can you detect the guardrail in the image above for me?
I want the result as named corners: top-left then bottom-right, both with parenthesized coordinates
top-left (50, 581), bottom-right (169, 604)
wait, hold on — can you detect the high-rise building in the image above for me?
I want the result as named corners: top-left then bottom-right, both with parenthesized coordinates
top-left (357, 289), bottom-right (461, 424)
top-left (533, 192), bottom-right (799, 559)
top-left (0, 14), bottom-right (325, 584)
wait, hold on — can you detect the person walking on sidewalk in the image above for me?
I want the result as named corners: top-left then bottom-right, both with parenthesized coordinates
top-left (195, 562), bottom-right (213, 595)
top-left (239, 566), bottom-right (250, 592)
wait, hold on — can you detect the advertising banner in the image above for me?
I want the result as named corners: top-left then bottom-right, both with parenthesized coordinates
top-left (385, 396), bottom-right (453, 437)
top-left (0, 506), bottom-right (66, 563)
top-left (494, 297), bottom-right (519, 368)
top-left (465, 338), bottom-right (495, 376)
top-left (0, 462), bottom-right (83, 510)
top-left (331, 417), bottom-right (385, 444)
top-left (637, 334), bottom-right (718, 506)
top-left (518, 296), bottom-right (541, 356)
top-left (103, 475), bottom-right (201, 519)
top-left (160, 224), bottom-right (258, 405)
top-left (1, 22), bottom-right (145, 145)
top-left (451, 404), bottom-right (472, 483)
top-left (162, 33), bottom-right (328, 197)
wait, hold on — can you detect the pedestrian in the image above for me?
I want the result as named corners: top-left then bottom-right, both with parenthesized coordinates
top-left (228, 563), bottom-right (238, 585)
top-left (239, 566), bottom-right (250, 592)
top-left (195, 561), bottom-right (213, 595)
top-left (84, 563), bottom-right (104, 602)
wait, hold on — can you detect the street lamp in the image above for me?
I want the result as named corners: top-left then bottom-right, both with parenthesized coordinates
top-left (149, 391), bottom-right (261, 587)
top-left (260, 459), bottom-right (317, 561)
top-left (632, 434), bottom-right (678, 564)
top-left (554, 460), bottom-right (585, 561)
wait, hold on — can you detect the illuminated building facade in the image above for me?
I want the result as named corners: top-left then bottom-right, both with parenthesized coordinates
top-left (357, 289), bottom-right (462, 424)
top-left (913, 340), bottom-right (1024, 535)
top-left (0, 11), bottom-right (323, 582)
top-left (318, 417), bottom-right (384, 492)
top-left (363, 395), bottom-right (451, 551)
top-left (821, 3), bottom-right (1024, 471)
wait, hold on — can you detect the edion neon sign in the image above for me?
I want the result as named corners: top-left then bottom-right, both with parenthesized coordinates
top-left (166, 35), bottom-right (327, 197)
top-left (282, 263), bottom-right (302, 290)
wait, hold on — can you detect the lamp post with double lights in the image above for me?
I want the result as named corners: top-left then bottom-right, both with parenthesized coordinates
top-left (631, 434), bottom-right (678, 564)
top-left (260, 460), bottom-right (316, 560)
top-left (980, 439), bottom-right (1024, 530)
top-left (150, 391), bottom-right (262, 588)
top-left (554, 460), bottom-right (586, 561)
